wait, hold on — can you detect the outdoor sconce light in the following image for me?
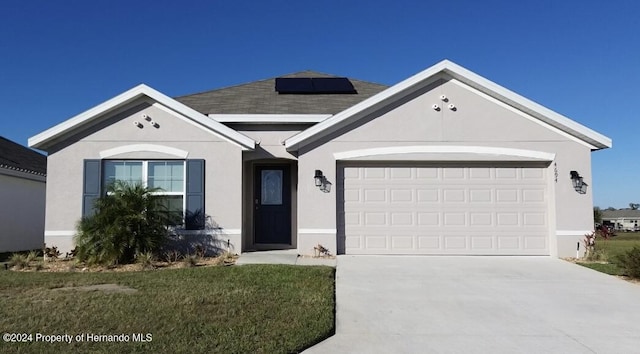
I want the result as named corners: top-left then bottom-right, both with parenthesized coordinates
top-left (314, 170), bottom-right (324, 187)
top-left (320, 180), bottom-right (332, 193)
top-left (570, 171), bottom-right (588, 194)
top-left (314, 170), bottom-right (332, 193)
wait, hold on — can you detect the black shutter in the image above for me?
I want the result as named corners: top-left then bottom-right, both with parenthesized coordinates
top-left (82, 159), bottom-right (101, 217)
top-left (185, 159), bottom-right (205, 230)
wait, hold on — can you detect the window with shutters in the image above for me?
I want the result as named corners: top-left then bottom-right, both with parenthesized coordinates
top-left (83, 159), bottom-right (205, 229)
top-left (103, 160), bottom-right (185, 224)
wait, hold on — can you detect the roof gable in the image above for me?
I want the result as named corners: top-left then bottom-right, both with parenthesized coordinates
top-left (175, 71), bottom-right (388, 115)
top-left (29, 84), bottom-right (255, 151)
top-left (284, 60), bottom-right (612, 151)
top-left (0, 136), bottom-right (46, 176)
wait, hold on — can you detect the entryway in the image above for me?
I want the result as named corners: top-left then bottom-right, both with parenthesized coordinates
top-left (243, 160), bottom-right (297, 251)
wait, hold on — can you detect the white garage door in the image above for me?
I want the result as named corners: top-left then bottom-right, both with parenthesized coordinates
top-left (339, 165), bottom-right (549, 255)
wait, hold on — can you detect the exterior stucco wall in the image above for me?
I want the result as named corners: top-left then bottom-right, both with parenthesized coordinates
top-left (295, 78), bottom-right (595, 257)
top-left (44, 99), bottom-right (244, 254)
top-left (235, 125), bottom-right (304, 161)
top-left (0, 172), bottom-right (46, 252)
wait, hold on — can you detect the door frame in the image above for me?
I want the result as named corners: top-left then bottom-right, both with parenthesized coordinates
top-left (245, 160), bottom-right (297, 250)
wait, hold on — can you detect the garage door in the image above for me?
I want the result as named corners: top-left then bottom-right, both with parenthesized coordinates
top-left (339, 165), bottom-right (549, 255)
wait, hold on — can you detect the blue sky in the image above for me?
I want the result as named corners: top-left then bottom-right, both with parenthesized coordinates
top-left (0, 1), bottom-right (637, 208)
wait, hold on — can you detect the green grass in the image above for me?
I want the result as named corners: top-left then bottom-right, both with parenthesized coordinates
top-left (0, 265), bottom-right (335, 353)
top-left (577, 262), bottom-right (624, 276)
top-left (577, 232), bottom-right (640, 277)
top-left (597, 232), bottom-right (640, 259)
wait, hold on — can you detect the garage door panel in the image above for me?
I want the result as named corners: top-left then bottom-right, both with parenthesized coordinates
top-left (344, 211), bottom-right (548, 228)
top-left (363, 168), bottom-right (386, 179)
top-left (343, 233), bottom-right (548, 254)
top-left (443, 189), bottom-right (466, 202)
top-left (471, 236), bottom-right (493, 249)
top-left (341, 166), bottom-right (549, 255)
top-left (390, 189), bottom-right (413, 202)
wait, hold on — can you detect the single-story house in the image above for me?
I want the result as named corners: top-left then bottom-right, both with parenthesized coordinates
top-left (601, 209), bottom-right (640, 231)
top-left (0, 136), bottom-right (47, 252)
top-left (28, 60), bottom-right (611, 258)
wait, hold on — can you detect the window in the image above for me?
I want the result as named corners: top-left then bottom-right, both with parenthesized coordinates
top-left (102, 160), bottom-right (186, 223)
top-left (83, 159), bottom-right (204, 229)
top-left (103, 161), bottom-right (143, 186)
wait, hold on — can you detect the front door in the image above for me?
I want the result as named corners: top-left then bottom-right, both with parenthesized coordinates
top-left (254, 165), bottom-right (291, 244)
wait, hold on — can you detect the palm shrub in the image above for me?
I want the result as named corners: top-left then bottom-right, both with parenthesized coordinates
top-left (8, 253), bottom-right (29, 270)
top-left (75, 181), bottom-right (181, 265)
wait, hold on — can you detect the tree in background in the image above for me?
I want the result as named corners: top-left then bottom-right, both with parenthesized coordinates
top-left (593, 206), bottom-right (603, 224)
top-left (630, 203), bottom-right (639, 210)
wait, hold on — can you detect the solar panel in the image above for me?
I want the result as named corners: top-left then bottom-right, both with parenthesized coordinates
top-left (275, 78), bottom-right (314, 93)
top-left (312, 77), bottom-right (356, 94)
top-left (275, 77), bottom-right (357, 94)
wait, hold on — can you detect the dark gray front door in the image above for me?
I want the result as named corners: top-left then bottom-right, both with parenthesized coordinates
top-left (254, 165), bottom-right (291, 244)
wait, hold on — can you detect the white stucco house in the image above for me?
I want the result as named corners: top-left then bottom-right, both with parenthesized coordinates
top-left (0, 137), bottom-right (47, 252)
top-left (29, 60), bottom-right (611, 258)
top-left (601, 209), bottom-right (640, 231)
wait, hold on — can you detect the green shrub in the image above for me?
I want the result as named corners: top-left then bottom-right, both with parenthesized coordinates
top-left (75, 181), bottom-right (181, 265)
top-left (136, 251), bottom-right (156, 270)
top-left (182, 254), bottom-right (199, 268)
top-left (615, 246), bottom-right (640, 279)
top-left (164, 250), bottom-right (182, 264)
top-left (8, 253), bottom-right (28, 270)
top-left (26, 250), bottom-right (39, 263)
top-left (585, 249), bottom-right (608, 262)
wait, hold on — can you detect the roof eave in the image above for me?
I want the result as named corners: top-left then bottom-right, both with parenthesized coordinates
top-left (441, 64), bottom-right (612, 150)
top-left (285, 59), bottom-right (612, 151)
top-left (29, 84), bottom-right (256, 151)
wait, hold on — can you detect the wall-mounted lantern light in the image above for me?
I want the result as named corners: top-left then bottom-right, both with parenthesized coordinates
top-left (570, 171), bottom-right (588, 194)
top-left (314, 170), bottom-right (324, 187)
top-left (314, 170), bottom-right (332, 193)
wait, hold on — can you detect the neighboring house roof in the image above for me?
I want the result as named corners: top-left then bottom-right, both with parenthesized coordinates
top-left (602, 210), bottom-right (640, 219)
top-left (175, 70), bottom-right (389, 115)
top-left (28, 84), bottom-right (256, 151)
top-left (0, 136), bottom-right (47, 176)
top-left (284, 60), bottom-right (613, 151)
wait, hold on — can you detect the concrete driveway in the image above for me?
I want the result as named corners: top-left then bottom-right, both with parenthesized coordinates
top-left (305, 256), bottom-right (640, 354)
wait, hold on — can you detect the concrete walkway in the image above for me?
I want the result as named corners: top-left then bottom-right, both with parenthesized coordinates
top-left (235, 250), bottom-right (336, 267)
top-left (305, 256), bottom-right (640, 354)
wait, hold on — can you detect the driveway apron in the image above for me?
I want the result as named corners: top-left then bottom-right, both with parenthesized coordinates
top-left (305, 256), bottom-right (640, 354)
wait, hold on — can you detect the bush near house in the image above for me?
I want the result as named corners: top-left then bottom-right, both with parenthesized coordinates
top-left (615, 247), bottom-right (640, 279)
top-left (578, 232), bottom-right (640, 278)
top-left (75, 181), bottom-right (181, 265)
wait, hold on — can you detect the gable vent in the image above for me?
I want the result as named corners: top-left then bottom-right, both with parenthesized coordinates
top-left (275, 77), bottom-right (357, 94)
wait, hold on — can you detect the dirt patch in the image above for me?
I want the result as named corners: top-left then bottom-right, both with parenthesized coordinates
top-left (8, 254), bottom-right (238, 273)
top-left (52, 283), bottom-right (138, 294)
top-left (617, 275), bottom-right (640, 285)
top-left (297, 255), bottom-right (336, 259)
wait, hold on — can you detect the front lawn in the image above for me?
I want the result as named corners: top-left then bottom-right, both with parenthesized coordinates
top-left (594, 232), bottom-right (640, 259)
top-left (0, 265), bottom-right (335, 353)
top-left (577, 231), bottom-right (640, 276)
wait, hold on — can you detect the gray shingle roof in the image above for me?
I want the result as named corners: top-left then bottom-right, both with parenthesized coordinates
top-left (174, 70), bottom-right (389, 115)
top-left (0, 136), bottom-right (47, 176)
top-left (602, 210), bottom-right (640, 219)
